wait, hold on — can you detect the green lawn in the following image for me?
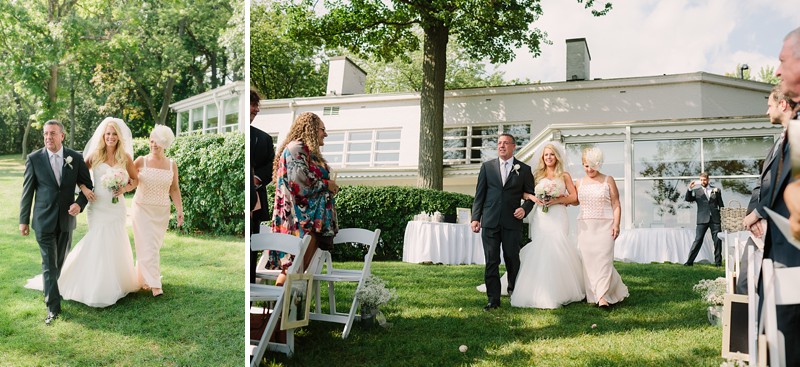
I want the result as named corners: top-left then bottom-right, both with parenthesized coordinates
top-left (259, 261), bottom-right (726, 366)
top-left (0, 155), bottom-right (245, 366)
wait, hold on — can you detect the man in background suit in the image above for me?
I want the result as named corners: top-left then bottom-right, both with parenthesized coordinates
top-left (736, 84), bottom-right (796, 294)
top-left (250, 90), bottom-right (274, 283)
top-left (471, 134), bottom-right (535, 311)
top-left (19, 120), bottom-right (92, 325)
top-left (684, 172), bottom-right (724, 267)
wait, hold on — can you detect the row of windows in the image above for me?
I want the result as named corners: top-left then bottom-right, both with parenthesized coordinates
top-left (321, 129), bottom-right (402, 167)
top-left (177, 97), bottom-right (240, 136)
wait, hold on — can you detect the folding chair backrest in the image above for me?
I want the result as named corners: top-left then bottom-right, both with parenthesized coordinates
top-left (773, 265), bottom-right (800, 305)
top-left (333, 228), bottom-right (381, 274)
top-left (760, 260), bottom-right (800, 367)
top-left (251, 232), bottom-right (310, 276)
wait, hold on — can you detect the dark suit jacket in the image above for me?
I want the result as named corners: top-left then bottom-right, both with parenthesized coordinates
top-left (250, 125), bottom-right (274, 222)
top-left (472, 157), bottom-right (535, 230)
top-left (685, 185), bottom-right (723, 224)
top-left (19, 148), bottom-right (91, 232)
top-left (755, 139), bottom-right (798, 265)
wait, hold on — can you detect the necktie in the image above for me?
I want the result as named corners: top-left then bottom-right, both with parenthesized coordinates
top-left (501, 161), bottom-right (509, 185)
top-left (51, 154), bottom-right (62, 186)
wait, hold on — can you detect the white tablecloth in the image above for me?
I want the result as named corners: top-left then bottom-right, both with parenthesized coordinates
top-left (402, 221), bottom-right (486, 265)
top-left (614, 228), bottom-right (716, 264)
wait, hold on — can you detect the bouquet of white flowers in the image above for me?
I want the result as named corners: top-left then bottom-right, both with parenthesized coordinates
top-left (534, 181), bottom-right (563, 213)
top-left (693, 277), bottom-right (726, 306)
top-left (100, 168), bottom-right (128, 204)
top-left (357, 275), bottom-right (397, 310)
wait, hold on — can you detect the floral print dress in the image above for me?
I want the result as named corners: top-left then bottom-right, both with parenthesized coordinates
top-left (268, 140), bottom-right (338, 269)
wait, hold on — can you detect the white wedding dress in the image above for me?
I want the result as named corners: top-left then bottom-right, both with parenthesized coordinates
top-left (510, 178), bottom-right (586, 309)
top-left (26, 163), bottom-right (139, 307)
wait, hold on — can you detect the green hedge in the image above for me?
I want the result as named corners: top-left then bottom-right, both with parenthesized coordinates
top-left (132, 132), bottom-right (244, 236)
top-left (263, 185), bottom-right (474, 261)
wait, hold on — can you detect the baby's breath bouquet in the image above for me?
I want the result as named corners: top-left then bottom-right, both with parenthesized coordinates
top-left (356, 275), bottom-right (397, 328)
top-left (357, 275), bottom-right (398, 310)
top-left (692, 277), bottom-right (726, 305)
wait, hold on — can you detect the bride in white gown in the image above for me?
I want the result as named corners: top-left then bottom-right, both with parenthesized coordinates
top-left (29, 118), bottom-right (140, 307)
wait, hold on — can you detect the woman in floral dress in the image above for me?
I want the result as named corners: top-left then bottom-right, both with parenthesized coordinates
top-left (270, 112), bottom-right (339, 284)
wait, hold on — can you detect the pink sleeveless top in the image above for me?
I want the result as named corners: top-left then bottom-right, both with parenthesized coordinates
top-left (578, 176), bottom-right (613, 220)
top-left (134, 157), bottom-right (173, 207)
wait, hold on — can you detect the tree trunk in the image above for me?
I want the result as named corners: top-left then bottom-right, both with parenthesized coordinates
top-left (417, 23), bottom-right (448, 190)
top-left (156, 76), bottom-right (177, 125)
top-left (69, 78), bottom-right (76, 148)
top-left (47, 64), bottom-right (59, 116)
top-left (13, 90), bottom-right (29, 158)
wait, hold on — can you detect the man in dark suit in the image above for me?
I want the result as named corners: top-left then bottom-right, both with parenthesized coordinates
top-left (736, 84), bottom-right (796, 294)
top-left (744, 27), bottom-right (800, 366)
top-left (250, 90), bottom-right (274, 283)
top-left (684, 172), bottom-right (724, 267)
top-left (19, 120), bottom-right (92, 325)
top-left (471, 134), bottom-right (535, 311)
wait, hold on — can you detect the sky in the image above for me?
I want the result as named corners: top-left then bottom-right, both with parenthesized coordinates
top-left (494, 0), bottom-right (800, 83)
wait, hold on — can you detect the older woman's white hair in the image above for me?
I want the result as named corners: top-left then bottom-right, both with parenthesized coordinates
top-left (151, 124), bottom-right (175, 149)
top-left (582, 147), bottom-right (604, 169)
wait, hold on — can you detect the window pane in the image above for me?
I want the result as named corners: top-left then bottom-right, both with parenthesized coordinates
top-left (473, 126), bottom-right (499, 162)
top-left (444, 149), bottom-right (467, 160)
top-left (633, 139), bottom-right (700, 178)
top-left (376, 130), bottom-right (400, 140)
top-left (633, 179), bottom-right (695, 228)
top-left (178, 112), bottom-right (189, 134)
top-left (207, 104), bottom-right (218, 128)
top-left (322, 143), bottom-right (343, 153)
top-left (565, 142), bottom-right (625, 178)
top-left (347, 153), bottom-right (370, 163)
top-left (704, 136), bottom-right (774, 176)
top-left (348, 142), bottom-right (371, 151)
top-left (325, 154), bottom-right (343, 164)
top-left (349, 131), bottom-right (372, 141)
top-left (224, 97), bottom-right (239, 114)
top-left (376, 141), bottom-right (399, 150)
top-left (505, 124), bottom-right (530, 154)
top-left (326, 132), bottom-right (344, 142)
top-left (444, 128), bottom-right (467, 138)
top-left (191, 107), bottom-right (203, 132)
top-left (375, 152), bottom-right (399, 162)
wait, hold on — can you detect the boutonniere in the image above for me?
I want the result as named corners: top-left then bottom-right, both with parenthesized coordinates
top-left (513, 164), bottom-right (520, 175)
top-left (64, 156), bottom-right (73, 169)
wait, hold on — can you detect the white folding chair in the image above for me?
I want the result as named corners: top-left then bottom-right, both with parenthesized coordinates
top-left (248, 233), bottom-right (310, 366)
top-left (757, 259), bottom-right (800, 367)
top-left (309, 228), bottom-right (381, 339)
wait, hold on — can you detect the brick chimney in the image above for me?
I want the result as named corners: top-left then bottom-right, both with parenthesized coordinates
top-left (566, 38), bottom-right (591, 81)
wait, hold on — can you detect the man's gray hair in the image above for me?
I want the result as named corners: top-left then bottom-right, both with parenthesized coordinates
top-left (43, 119), bottom-right (64, 133)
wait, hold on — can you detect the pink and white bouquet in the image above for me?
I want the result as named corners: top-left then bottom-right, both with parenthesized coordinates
top-left (100, 168), bottom-right (128, 204)
top-left (534, 181), bottom-right (563, 213)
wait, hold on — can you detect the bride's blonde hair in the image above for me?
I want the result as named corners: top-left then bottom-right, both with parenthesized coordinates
top-left (534, 143), bottom-right (566, 182)
top-left (90, 119), bottom-right (129, 168)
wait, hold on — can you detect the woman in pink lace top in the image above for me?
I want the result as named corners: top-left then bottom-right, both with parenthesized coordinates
top-left (131, 125), bottom-right (184, 297)
top-left (575, 147), bottom-right (628, 307)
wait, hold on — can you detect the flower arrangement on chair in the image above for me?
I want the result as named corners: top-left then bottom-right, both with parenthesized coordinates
top-left (356, 275), bottom-right (397, 328)
top-left (693, 277), bottom-right (726, 326)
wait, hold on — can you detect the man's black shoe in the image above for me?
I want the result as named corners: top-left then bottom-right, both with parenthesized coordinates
top-left (483, 303), bottom-right (500, 311)
top-left (44, 311), bottom-right (58, 325)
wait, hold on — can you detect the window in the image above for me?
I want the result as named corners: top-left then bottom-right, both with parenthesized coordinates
top-left (631, 136), bottom-right (771, 228)
top-left (205, 103), bottom-right (219, 134)
top-left (321, 129), bottom-right (401, 167)
top-left (177, 112), bottom-right (189, 136)
top-left (443, 123), bottom-right (531, 165)
top-left (222, 97), bottom-right (239, 133)
top-left (323, 106), bottom-right (340, 116)
top-left (190, 107), bottom-right (203, 135)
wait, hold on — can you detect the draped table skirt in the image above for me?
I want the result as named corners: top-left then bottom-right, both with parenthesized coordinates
top-left (402, 221), bottom-right (489, 265)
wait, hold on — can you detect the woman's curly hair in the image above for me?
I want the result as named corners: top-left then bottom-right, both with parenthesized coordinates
top-left (533, 142), bottom-right (566, 182)
top-left (273, 112), bottom-right (326, 181)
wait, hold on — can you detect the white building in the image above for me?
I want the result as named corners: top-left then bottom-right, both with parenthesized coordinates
top-left (169, 80), bottom-right (247, 136)
top-left (252, 41), bottom-right (777, 231)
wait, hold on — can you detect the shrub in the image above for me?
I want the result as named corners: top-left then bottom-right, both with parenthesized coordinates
top-left (262, 185), bottom-right (474, 261)
top-left (132, 132), bottom-right (244, 236)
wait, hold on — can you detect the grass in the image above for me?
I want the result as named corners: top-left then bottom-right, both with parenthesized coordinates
top-left (260, 250), bottom-right (728, 366)
top-left (0, 155), bottom-right (245, 366)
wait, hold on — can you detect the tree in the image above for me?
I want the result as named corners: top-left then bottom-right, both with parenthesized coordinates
top-left (344, 32), bottom-right (525, 93)
top-left (724, 64), bottom-right (780, 84)
top-left (285, 0), bottom-right (611, 189)
top-left (250, 1), bottom-right (327, 99)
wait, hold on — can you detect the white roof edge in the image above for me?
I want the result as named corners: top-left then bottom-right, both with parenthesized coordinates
top-left (169, 80), bottom-right (246, 111)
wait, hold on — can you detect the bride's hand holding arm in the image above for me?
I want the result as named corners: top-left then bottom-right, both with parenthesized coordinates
top-left (525, 192), bottom-right (545, 206)
top-left (80, 184), bottom-right (96, 201)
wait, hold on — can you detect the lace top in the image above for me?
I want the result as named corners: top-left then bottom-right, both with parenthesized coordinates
top-left (134, 157), bottom-right (173, 207)
top-left (578, 176), bottom-right (613, 219)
